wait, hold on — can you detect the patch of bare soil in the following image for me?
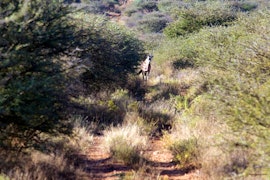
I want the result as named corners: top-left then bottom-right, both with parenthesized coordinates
top-left (81, 136), bottom-right (202, 180)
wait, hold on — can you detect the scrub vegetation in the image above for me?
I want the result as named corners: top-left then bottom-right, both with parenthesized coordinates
top-left (1, 0), bottom-right (270, 179)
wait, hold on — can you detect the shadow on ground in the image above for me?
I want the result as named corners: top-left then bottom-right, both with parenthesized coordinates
top-left (82, 158), bottom-right (196, 179)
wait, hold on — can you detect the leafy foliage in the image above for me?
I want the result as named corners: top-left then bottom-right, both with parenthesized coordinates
top-left (231, 1), bottom-right (258, 12)
top-left (169, 138), bottom-right (200, 168)
top-left (137, 11), bottom-right (170, 33)
top-left (74, 13), bottom-right (145, 91)
top-left (1, 0), bottom-right (270, 179)
top-left (191, 10), bottom-right (270, 174)
top-left (68, 0), bottom-right (124, 14)
top-left (124, 0), bottom-right (158, 16)
top-left (0, 0), bottom-right (76, 150)
top-left (157, 0), bottom-right (183, 13)
top-left (164, 1), bottom-right (237, 38)
top-left (155, 4), bottom-right (270, 176)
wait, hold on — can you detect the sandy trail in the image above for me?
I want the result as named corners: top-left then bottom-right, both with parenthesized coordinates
top-left (82, 136), bottom-right (201, 180)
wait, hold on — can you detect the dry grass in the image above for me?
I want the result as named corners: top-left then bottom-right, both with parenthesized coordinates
top-left (68, 115), bottom-right (94, 153)
top-left (138, 62), bottom-right (238, 178)
top-left (123, 112), bottom-right (157, 136)
top-left (103, 122), bottom-right (149, 166)
top-left (0, 115), bottom-right (94, 180)
top-left (2, 151), bottom-right (82, 180)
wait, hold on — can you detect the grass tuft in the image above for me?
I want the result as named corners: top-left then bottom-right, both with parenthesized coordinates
top-left (103, 123), bottom-right (148, 166)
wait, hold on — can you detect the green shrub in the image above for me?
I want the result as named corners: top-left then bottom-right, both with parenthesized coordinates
top-left (164, 1), bottom-right (237, 38)
top-left (157, 0), bottom-right (185, 13)
top-left (153, 5), bottom-right (270, 179)
top-left (138, 0), bottom-right (158, 12)
top-left (170, 95), bottom-right (188, 114)
top-left (74, 13), bottom-right (145, 91)
top-left (153, 36), bottom-right (199, 70)
top-left (164, 15), bottom-right (202, 38)
top-left (0, 0), bottom-right (74, 151)
top-left (231, 1), bottom-right (258, 12)
top-left (195, 10), bottom-right (270, 176)
top-left (137, 12), bottom-right (170, 33)
top-left (81, 0), bottom-right (121, 14)
top-left (124, 0), bottom-right (158, 16)
top-left (169, 138), bottom-right (200, 168)
top-left (133, 0), bottom-right (158, 12)
top-left (125, 12), bottom-right (144, 28)
top-left (124, 6), bottom-right (139, 17)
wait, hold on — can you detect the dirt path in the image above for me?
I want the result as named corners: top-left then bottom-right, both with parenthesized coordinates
top-left (83, 136), bottom-right (201, 180)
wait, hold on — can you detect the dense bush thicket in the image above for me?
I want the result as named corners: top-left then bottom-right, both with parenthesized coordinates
top-left (0, 0), bottom-right (145, 152)
top-left (203, 12), bottom-right (270, 173)
top-left (0, 0), bottom-right (76, 151)
top-left (124, 0), bottom-right (158, 16)
top-left (231, 1), bottom-right (258, 12)
top-left (124, 0), bottom-right (260, 40)
top-left (124, 0), bottom-right (172, 34)
top-left (66, 0), bottom-right (125, 14)
top-left (1, 0), bottom-right (270, 179)
top-left (132, 11), bottom-right (171, 33)
top-left (155, 7), bottom-right (270, 176)
top-left (157, 0), bottom-right (183, 13)
top-left (86, 0), bottom-right (122, 13)
top-left (164, 1), bottom-right (238, 38)
top-left (74, 13), bottom-right (145, 91)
